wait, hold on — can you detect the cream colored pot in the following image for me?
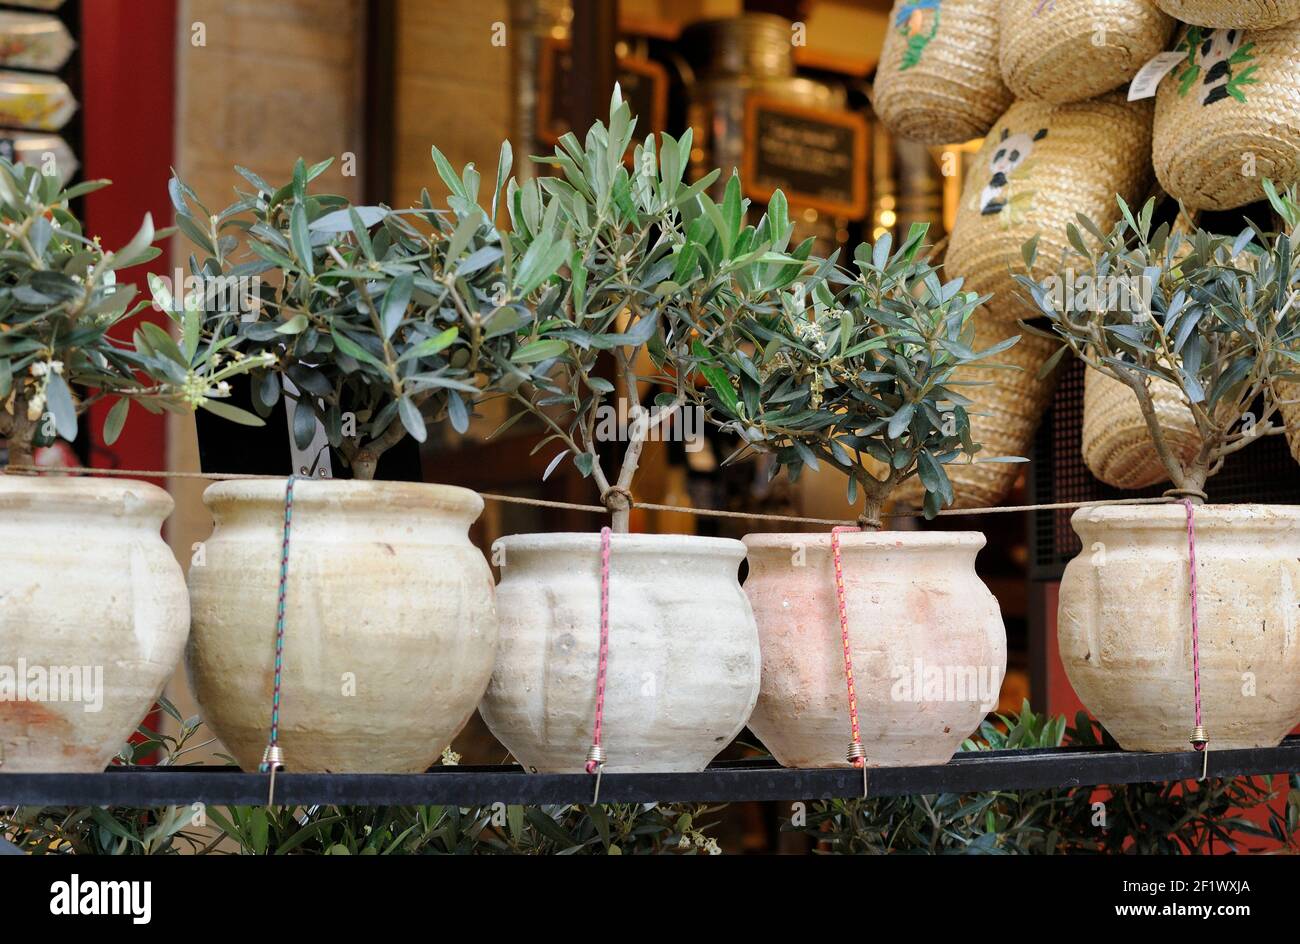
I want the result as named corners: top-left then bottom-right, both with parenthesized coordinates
top-left (187, 479), bottom-right (496, 773)
top-left (1060, 504), bottom-right (1300, 751)
top-left (742, 531), bottom-right (1006, 768)
top-left (480, 533), bottom-right (761, 773)
top-left (0, 477), bottom-right (188, 773)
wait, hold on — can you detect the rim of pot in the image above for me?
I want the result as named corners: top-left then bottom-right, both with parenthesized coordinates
top-left (201, 477), bottom-right (484, 517)
top-left (1069, 502), bottom-right (1300, 528)
top-left (0, 473), bottom-right (174, 518)
top-left (493, 531), bottom-right (746, 558)
top-left (742, 530), bottom-right (987, 551)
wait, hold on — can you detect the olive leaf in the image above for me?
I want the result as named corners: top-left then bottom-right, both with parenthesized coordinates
top-left (1017, 182), bottom-right (1300, 495)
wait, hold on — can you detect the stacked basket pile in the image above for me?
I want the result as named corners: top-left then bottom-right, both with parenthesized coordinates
top-left (872, 0), bottom-right (1300, 504)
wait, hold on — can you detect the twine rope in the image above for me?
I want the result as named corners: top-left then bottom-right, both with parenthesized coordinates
top-left (0, 465), bottom-right (1181, 524)
top-left (1183, 498), bottom-right (1210, 780)
top-left (258, 474), bottom-right (295, 805)
top-left (831, 528), bottom-right (866, 765)
top-left (584, 527), bottom-right (613, 800)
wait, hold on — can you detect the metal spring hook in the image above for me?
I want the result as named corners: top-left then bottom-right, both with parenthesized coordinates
top-left (847, 740), bottom-right (868, 798)
top-left (261, 744), bottom-right (285, 806)
top-left (1189, 725), bottom-right (1209, 782)
top-left (586, 744), bottom-right (606, 804)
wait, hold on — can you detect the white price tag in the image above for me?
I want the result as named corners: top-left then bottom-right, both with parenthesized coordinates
top-left (1127, 51), bottom-right (1186, 101)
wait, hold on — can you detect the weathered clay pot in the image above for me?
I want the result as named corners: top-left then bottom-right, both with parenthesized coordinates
top-left (480, 533), bottom-right (761, 773)
top-left (0, 477), bottom-right (188, 773)
top-left (742, 532), bottom-right (1006, 768)
top-left (1059, 504), bottom-right (1300, 751)
top-left (187, 479), bottom-right (496, 773)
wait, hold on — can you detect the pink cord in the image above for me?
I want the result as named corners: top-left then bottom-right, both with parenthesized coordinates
top-left (832, 526), bottom-right (866, 768)
top-left (1183, 500), bottom-right (1205, 750)
top-left (586, 526), bottom-right (613, 774)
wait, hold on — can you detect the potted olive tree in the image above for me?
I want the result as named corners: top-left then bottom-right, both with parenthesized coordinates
top-left (173, 155), bottom-right (548, 773)
top-left (1020, 184), bottom-right (1300, 752)
top-left (0, 162), bottom-right (261, 772)
top-left (475, 90), bottom-right (807, 773)
top-left (686, 223), bottom-right (1015, 768)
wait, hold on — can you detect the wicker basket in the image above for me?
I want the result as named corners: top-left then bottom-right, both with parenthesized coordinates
top-left (1000, 0), bottom-right (1174, 103)
top-left (1279, 380), bottom-right (1300, 464)
top-left (1081, 367), bottom-right (1202, 489)
top-left (1155, 0), bottom-right (1300, 28)
top-left (895, 314), bottom-right (1059, 509)
top-left (1153, 22), bottom-right (1300, 211)
top-left (873, 0), bottom-right (1012, 144)
top-left (945, 93), bottom-right (1154, 317)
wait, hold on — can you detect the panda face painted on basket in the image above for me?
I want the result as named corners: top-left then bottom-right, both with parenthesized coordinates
top-left (980, 126), bottom-right (1047, 216)
top-left (1198, 28), bottom-right (1243, 106)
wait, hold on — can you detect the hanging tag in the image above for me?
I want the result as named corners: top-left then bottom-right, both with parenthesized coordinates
top-left (1127, 52), bottom-right (1186, 101)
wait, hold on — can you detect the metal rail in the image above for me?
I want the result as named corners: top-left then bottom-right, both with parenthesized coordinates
top-left (3, 737), bottom-right (1298, 807)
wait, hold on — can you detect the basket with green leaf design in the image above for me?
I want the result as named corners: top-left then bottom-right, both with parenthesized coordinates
top-left (873, 0), bottom-right (1011, 145)
top-left (1154, 21), bottom-right (1300, 209)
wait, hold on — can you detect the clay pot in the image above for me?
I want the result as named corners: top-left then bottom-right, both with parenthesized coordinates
top-left (480, 533), bottom-right (761, 773)
top-left (742, 531), bottom-right (1007, 768)
top-left (187, 479), bottom-right (496, 773)
top-left (1059, 504), bottom-right (1300, 751)
top-left (0, 477), bottom-right (188, 773)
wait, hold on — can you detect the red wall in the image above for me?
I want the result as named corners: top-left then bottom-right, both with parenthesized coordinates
top-left (81, 0), bottom-right (177, 486)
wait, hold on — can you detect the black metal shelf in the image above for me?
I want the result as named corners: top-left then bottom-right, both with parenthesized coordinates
top-left (3, 738), bottom-right (1298, 807)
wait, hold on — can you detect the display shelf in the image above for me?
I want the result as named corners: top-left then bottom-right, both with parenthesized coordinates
top-left (3, 738), bottom-right (1298, 807)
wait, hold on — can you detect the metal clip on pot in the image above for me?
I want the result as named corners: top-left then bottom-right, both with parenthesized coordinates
top-left (846, 739), bottom-right (868, 798)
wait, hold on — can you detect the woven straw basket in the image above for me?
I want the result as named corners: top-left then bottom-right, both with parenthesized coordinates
top-left (1081, 368), bottom-right (1202, 489)
top-left (945, 93), bottom-right (1154, 314)
top-left (873, 0), bottom-right (1012, 144)
top-left (893, 316), bottom-right (1059, 509)
top-left (1153, 21), bottom-right (1300, 210)
top-left (999, 0), bottom-right (1174, 103)
top-left (1155, 0), bottom-right (1300, 28)
top-left (933, 93), bottom-right (1153, 506)
top-left (1279, 380), bottom-right (1300, 464)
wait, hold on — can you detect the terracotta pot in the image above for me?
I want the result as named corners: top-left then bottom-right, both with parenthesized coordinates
top-left (742, 531), bottom-right (1006, 768)
top-left (187, 479), bottom-right (496, 773)
top-left (480, 533), bottom-right (761, 773)
top-left (1059, 504), bottom-right (1300, 751)
top-left (0, 477), bottom-right (188, 773)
